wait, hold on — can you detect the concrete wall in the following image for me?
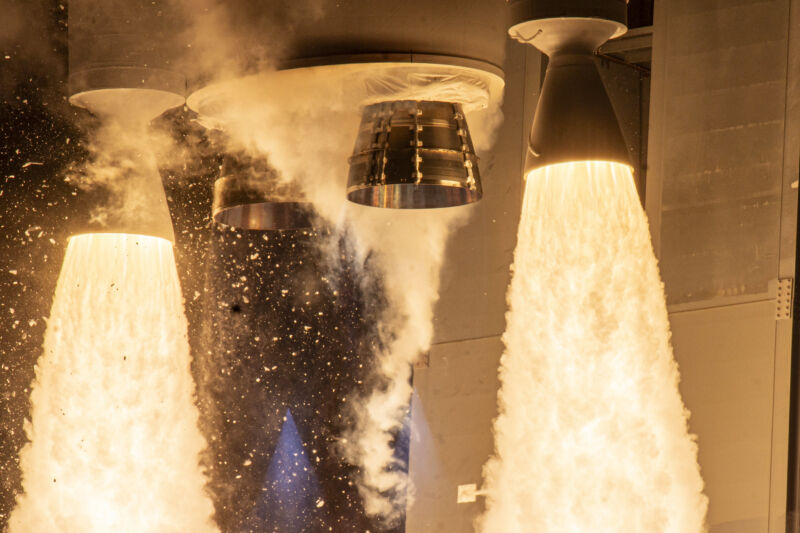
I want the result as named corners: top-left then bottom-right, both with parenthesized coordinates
top-left (646, 1), bottom-right (800, 531)
top-left (404, 37), bottom-right (534, 531)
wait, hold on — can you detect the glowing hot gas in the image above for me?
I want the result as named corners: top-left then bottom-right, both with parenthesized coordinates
top-left (480, 161), bottom-right (708, 532)
top-left (10, 233), bottom-right (217, 533)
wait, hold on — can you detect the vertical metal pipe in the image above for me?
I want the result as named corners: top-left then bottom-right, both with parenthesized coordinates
top-left (786, 196), bottom-right (800, 532)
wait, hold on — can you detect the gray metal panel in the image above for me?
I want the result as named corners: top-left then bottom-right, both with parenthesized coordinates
top-left (431, 40), bottom-right (532, 345)
top-left (647, 0), bottom-right (789, 306)
top-left (772, 318), bottom-right (792, 532)
top-left (406, 336), bottom-right (503, 533)
top-left (646, 2), bottom-right (800, 532)
top-left (406, 39), bottom-right (532, 532)
top-left (780, 0), bottom-right (800, 280)
top-left (68, 0), bottom-right (184, 91)
top-left (599, 56), bottom-right (649, 198)
top-left (669, 301), bottom-right (777, 531)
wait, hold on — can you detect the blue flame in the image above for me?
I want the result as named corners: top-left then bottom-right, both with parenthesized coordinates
top-left (259, 409), bottom-right (323, 530)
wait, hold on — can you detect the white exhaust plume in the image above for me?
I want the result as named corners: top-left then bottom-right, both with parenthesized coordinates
top-left (479, 161), bottom-right (708, 532)
top-left (9, 233), bottom-right (217, 533)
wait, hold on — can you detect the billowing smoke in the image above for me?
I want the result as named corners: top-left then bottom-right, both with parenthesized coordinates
top-left (68, 111), bottom-right (176, 241)
top-left (6, 0), bottom-right (495, 528)
top-left (190, 71), bottom-right (499, 522)
top-left (479, 161), bottom-right (708, 532)
top-left (137, 0), bottom-right (504, 521)
top-left (338, 207), bottom-right (469, 521)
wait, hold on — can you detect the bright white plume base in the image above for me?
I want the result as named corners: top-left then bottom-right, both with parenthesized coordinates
top-left (10, 233), bottom-right (217, 533)
top-left (480, 161), bottom-right (707, 532)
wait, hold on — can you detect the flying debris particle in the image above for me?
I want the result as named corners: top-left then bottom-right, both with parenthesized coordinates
top-left (22, 162), bottom-right (44, 168)
top-left (24, 226), bottom-right (42, 238)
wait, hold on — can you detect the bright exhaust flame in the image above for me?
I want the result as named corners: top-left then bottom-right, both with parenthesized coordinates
top-left (480, 161), bottom-right (708, 532)
top-left (10, 233), bottom-right (217, 533)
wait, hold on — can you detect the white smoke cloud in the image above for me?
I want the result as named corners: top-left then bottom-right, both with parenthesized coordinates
top-left (162, 0), bottom-right (507, 520)
top-left (189, 66), bottom-right (501, 522)
top-left (338, 206), bottom-right (469, 522)
top-left (68, 111), bottom-right (176, 241)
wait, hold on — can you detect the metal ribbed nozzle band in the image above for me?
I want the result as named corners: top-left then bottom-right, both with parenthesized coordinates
top-left (212, 153), bottom-right (312, 231)
top-left (347, 100), bottom-right (482, 209)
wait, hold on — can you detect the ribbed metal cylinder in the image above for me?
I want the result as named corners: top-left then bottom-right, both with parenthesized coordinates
top-left (213, 180), bottom-right (312, 231)
top-left (213, 154), bottom-right (312, 231)
top-left (347, 100), bottom-right (481, 209)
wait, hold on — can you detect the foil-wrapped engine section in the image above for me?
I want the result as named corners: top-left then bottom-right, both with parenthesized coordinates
top-left (347, 100), bottom-right (482, 209)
